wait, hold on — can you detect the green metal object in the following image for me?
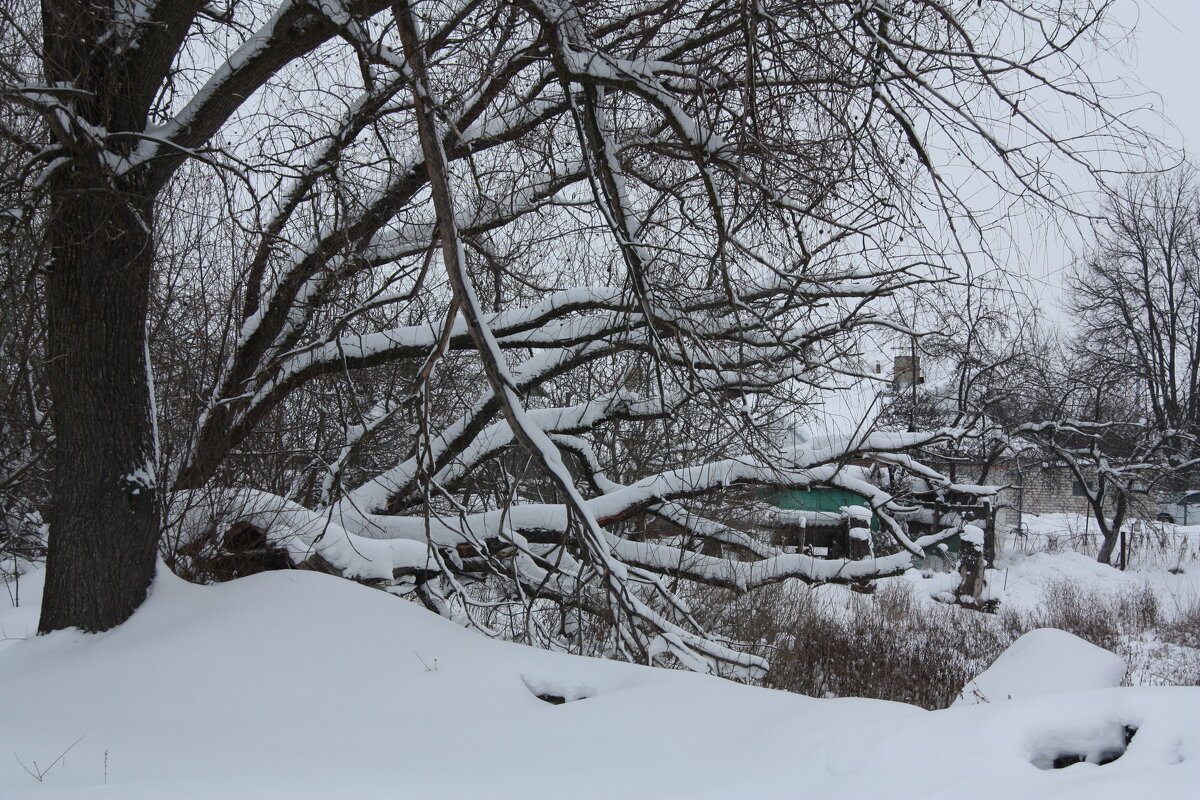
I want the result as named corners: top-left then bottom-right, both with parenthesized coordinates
top-left (766, 488), bottom-right (879, 531)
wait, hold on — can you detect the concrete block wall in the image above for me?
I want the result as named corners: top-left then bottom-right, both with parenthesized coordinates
top-left (990, 464), bottom-right (1160, 529)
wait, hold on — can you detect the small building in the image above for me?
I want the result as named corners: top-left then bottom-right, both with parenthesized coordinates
top-left (762, 487), bottom-right (875, 558)
top-left (767, 487), bottom-right (879, 528)
top-left (990, 462), bottom-right (1162, 531)
top-left (762, 483), bottom-right (997, 567)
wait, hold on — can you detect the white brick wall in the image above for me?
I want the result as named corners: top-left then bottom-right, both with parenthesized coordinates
top-left (990, 464), bottom-right (1160, 528)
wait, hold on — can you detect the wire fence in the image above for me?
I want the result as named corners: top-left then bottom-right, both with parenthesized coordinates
top-left (1005, 516), bottom-right (1200, 567)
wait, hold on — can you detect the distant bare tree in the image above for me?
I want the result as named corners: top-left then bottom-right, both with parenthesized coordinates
top-left (876, 295), bottom-right (1055, 486)
top-left (998, 323), bottom-right (1198, 565)
top-left (1005, 167), bottom-right (1200, 563)
top-left (1070, 167), bottom-right (1200, 444)
top-left (1012, 418), bottom-right (1195, 564)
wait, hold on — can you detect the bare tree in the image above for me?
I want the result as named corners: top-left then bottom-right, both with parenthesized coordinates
top-left (1, 0), bottom-right (1144, 668)
top-left (875, 292), bottom-right (1055, 486)
top-left (997, 329), bottom-right (1198, 564)
top-left (994, 166), bottom-right (1200, 565)
top-left (877, 166), bottom-right (1200, 566)
top-left (0, 0), bottom-right (51, 581)
top-left (1011, 418), bottom-right (1196, 564)
top-left (1070, 166), bottom-right (1200, 445)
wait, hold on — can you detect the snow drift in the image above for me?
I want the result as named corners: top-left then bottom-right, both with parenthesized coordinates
top-left (0, 568), bottom-right (1197, 799)
top-left (956, 628), bottom-right (1128, 706)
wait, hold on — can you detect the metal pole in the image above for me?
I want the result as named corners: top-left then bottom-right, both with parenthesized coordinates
top-left (908, 336), bottom-right (918, 433)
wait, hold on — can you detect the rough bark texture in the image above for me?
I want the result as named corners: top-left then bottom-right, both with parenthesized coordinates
top-left (38, 0), bottom-right (162, 633)
top-left (1095, 494), bottom-right (1127, 566)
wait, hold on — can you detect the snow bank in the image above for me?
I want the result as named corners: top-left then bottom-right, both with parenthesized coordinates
top-left (0, 568), bottom-right (1197, 799)
top-left (957, 629), bottom-right (1127, 706)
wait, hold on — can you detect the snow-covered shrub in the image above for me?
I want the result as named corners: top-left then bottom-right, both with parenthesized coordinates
top-left (956, 629), bottom-right (1127, 706)
top-left (1164, 600), bottom-right (1200, 650)
top-left (680, 564), bottom-right (1198, 708)
top-left (1029, 579), bottom-right (1160, 648)
top-left (687, 581), bottom-right (1009, 708)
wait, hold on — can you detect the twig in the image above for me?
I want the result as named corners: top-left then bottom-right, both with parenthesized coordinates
top-left (14, 734), bottom-right (85, 782)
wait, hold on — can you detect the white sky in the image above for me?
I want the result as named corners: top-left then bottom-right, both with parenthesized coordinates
top-left (1006, 0), bottom-right (1199, 324)
top-left (1123, 0), bottom-right (1200, 154)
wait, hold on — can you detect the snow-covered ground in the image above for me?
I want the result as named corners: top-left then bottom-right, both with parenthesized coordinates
top-left (883, 514), bottom-right (1200, 692)
top-left (1007, 513), bottom-right (1200, 568)
top-left (1, 516), bottom-right (1198, 798)
top-left (907, 524), bottom-right (1199, 614)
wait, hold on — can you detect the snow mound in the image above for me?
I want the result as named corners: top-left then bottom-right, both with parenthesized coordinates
top-left (0, 569), bottom-right (1197, 799)
top-left (957, 628), bottom-right (1127, 706)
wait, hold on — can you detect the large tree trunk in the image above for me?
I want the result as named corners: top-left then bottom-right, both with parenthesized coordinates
top-left (39, 177), bottom-right (160, 633)
top-left (37, 0), bottom-right (162, 633)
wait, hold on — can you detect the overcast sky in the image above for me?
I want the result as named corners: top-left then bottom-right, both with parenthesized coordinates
top-left (1006, 0), bottom-right (1199, 324)
top-left (1123, 0), bottom-right (1200, 153)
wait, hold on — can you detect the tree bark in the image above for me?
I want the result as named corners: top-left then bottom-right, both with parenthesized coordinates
top-left (37, 0), bottom-right (162, 633)
top-left (39, 177), bottom-right (160, 633)
top-left (1095, 494), bottom-right (1126, 566)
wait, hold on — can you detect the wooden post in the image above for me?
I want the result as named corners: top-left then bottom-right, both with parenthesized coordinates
top-left (827, 518), bottom-right (846, 559)
top-left (848, 519), bottom-right (871, 559)
top-left (956, 530), bottom-right (987, 608)
top-left (983, 499), bottom-right (996, 568)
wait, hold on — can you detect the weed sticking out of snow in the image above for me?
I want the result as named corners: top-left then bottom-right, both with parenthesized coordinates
top-left (13, 734), bottom-right (84, 783)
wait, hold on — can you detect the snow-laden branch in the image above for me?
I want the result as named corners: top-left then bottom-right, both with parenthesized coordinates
top-left (175, 429), bottom-right (974, 589)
